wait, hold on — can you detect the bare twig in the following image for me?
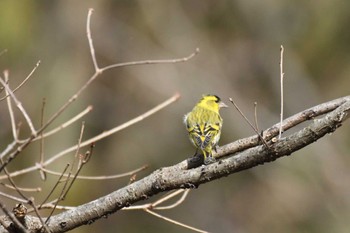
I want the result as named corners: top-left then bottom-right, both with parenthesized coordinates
top-left (61, 124), bottom-right (90, 201)
top-left (68, 122), bottom-right (85, 179)
top-left (254, 102), bottom-right (259, 132)
top-left (33, 204), bottom-right (75, 211)
top-left (0, 137), bottom-right (33, 172)
top-left (39, 164), bottom-right (70, 209)
top-left (0, 61), bottom-right (40, 101)
top-left (28, 198), bottom-right (51, 233)
top-left (0, 141), bottom-right (17, 160)
top-left (1, 164), bottom-right (28, 200)
top-left (45, 124), bottom-right (89, 222)
top-left (229, 97), bottom-right (269, 149)
top-left (144, 208), bottom-right (208, 233)
top-left (0, 73), bottom-right (37, 136)
top-left (45, 168), bottom-right (72, 225)
top-left (279, 45), bottom-right (285, 139)
top-left (0, 191), bottom-right (27, 203)
top-left (87, 4), bottom-right (199, 72)
top-left (125, 189), bottom-right (190, 210)
top-left (153, 190), bottom-right (190, 210)
top-left (0, 183), bottom-right (41, 192)
top-left (39, 98), bottom-right (46, 181)
top-left (3, 72), bottom-right (19, 142)
top-left (229, 98), bottom-right (257, 132)
top-left (44, 144), bottom-right (93, 224)
top-left (33, 105), bottom-right (93, 141)
top-left (39, 164), bottom-right (148, 180)
top-left (87, 9), bottom-right (99, 72)
top-left (101, 48), bottom-right (200, 72)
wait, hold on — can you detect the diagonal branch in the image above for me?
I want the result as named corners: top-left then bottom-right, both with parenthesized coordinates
top-left (0, 89), bottom-right (348, 232)
top-left (13, 96), bottom-right (345, 233)
top-left (213, 95), bottom-right (350, 161)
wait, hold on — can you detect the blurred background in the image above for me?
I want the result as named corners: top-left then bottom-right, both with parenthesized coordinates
top-left (0, 1), bottom-right (349, 232)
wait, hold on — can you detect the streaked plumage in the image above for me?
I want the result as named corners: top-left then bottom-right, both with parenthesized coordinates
top-left (184, 94), bottom-right (227, 164)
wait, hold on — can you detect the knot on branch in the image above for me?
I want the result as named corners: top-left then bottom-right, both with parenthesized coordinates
top-left (12, 204), bottom-right (27, 224)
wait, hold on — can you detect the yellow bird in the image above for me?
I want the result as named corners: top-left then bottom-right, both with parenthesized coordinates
top-left (184, 94), bottom-right (227, 164)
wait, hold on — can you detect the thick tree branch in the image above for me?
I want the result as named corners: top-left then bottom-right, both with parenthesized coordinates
top-left (0, 96), bottom-right (349, 232)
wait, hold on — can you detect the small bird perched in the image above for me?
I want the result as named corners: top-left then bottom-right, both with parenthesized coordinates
top-left (184, 94), bottom-right (227, 164)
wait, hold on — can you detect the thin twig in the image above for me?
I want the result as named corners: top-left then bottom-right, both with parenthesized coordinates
top-left (229, 98), bottom-right (257, 132)
top-left (3, 72), bottom-right (19, 142)
top-left (39, 164), bottom-right (70, 209)
top-left (32, 203), bottom-right (75, 211)
top-left (0, 141), bottom-right (17, 160)
top-left (101, 48), bottom-right (200, 72)
top-left (87, 8), bottom-right (99, 72)
top-left (154, 190), bottom-right (190, 210)
top-left (32, 105), bottom-right (93, 142)
top-left (39, 98), bottom-right (46, 181)
top-left (68, 122), bottom-right (85, 180)
top-left (28, 198), bottom-right (51, 233)
top-left (44, 146), bottom-right (93, 222)
top-left (0, 49), bottom-right (8, 96)
top-left (62, 143), bottom-right (93, 201)
top-left (33, 203), bottom-right (75, 211)
top-left (0, 105), bottom-right (91, 172)
top-left (254, 102), bottom-right (259, 132)
top-left (279, 45), bottom-right (285, 139)
top-left (0, 135), bottom-right (32, 173)
top-left (152, 190), bottom-right (186, 208)
top-left (39, 164), bottom-right (148, 180)
top-left (47, 123), bottom-right (88, 222)
top-left (0, 73), bottom-right (37, 136)
top-left (1, 163), bottom-right (28, 200)
top-left (45, 170), bottom-right (71, 225)
top-left (0, 182), bottom-right (41, 192)
top-left (144, 208), bottom-right (208, 233)
top-left (0, 191), bottom-right (27, 203)
top-left (87, 7), bottom-right (198, 73)
top-left (229, 98), bottom-right (269, 148)
top-left (125, 189), bottom-right (189, 210)
top-left (0, 61), bottom-right (41, 101)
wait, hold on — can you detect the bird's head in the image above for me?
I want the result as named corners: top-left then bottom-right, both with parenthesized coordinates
top-left (197, 94), bottom-right (228, 112)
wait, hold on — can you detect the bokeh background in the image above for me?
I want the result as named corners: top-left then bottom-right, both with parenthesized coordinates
top-left (0, 1), bottom-right (349, 233)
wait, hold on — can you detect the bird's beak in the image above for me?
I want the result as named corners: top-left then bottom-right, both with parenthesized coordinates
top-left (219, 101), bottom-right (228, 108)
